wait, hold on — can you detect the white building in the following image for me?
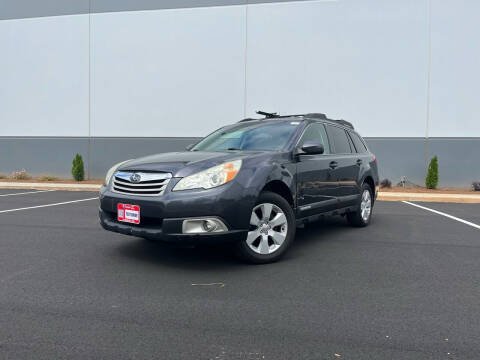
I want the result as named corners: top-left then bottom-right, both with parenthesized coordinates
top-left (1, 0), bottom-right (479, 186)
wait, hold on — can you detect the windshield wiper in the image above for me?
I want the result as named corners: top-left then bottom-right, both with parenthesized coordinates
top-left (227, 148), bottom-right (242, 151)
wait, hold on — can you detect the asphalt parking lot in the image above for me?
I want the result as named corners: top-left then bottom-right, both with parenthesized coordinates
top-left (1, 189), bottom-right (480, 360)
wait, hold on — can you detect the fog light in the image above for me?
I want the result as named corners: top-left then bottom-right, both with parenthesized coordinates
top-left (203, 219), bottom-right (217, 232)
top-left (182, 218), bottom-right (228, 234)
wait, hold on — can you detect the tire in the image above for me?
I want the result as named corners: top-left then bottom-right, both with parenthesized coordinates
top-left (347, 183), bottom-right (373, 227)
top-left (234, 191), bottom-right (296, 264)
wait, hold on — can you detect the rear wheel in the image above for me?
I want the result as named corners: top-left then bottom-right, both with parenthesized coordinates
top-left (346, 183), bottom-right (373, 227)
top-left (234, 191), bottom-right (295, 264)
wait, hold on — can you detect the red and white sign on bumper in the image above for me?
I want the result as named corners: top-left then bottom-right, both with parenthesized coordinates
top-left (117, 204), bottom-right (140, 224)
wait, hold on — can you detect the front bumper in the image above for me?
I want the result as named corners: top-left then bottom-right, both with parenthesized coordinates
top-left (99, 208), bottom-right (246, 243)
top-left (99, 179), bottom-right (254, 243)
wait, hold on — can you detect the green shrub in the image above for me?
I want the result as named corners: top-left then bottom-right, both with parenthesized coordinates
top-left (39, 175), bottom-right (59, 182)
top-left (71, 154), bottom-right (85, 181)
top-left (380, 179), bottom-right (392, 188)
top-left (10, 169), bottom-right (32, 180)
top-left (425, 156), bottom-right (439, 189)
top-left (0, 173), bottom-right (7, 179)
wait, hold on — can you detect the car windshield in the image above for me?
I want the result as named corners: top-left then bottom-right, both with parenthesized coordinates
top-left (191, 121), bottom-right (300, 152)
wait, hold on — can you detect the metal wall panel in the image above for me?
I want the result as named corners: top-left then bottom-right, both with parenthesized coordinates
top-left (429, 0), bottom-right (480, 137)
top-left (0, 15), bottom-right (89, 136)
top-left (245, 0), bottom-right (428, 137)
top-left (90, 6), bottom-right (246, 137)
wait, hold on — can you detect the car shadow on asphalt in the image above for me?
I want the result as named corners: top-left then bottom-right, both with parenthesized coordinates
top-left (114, 216), bottom-right (353, 269)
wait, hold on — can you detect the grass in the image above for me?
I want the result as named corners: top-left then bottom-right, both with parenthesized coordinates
top-left (38, 175), bottom-right (59, 182)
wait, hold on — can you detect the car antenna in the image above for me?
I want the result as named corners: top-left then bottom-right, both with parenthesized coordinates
top-left (256, 110), bottom-right (278, 118)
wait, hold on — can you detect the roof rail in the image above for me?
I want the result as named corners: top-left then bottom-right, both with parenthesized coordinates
top-left (304, 113), bottom-right (327, 120)
top-left (332, 119), bottom-right (354, 129)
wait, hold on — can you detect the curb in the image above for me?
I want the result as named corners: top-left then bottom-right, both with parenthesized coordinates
top-left (0, 182), bottom-right (101, 192)
top-left (1, 183), bottom-right (479, 203)
top-left (378, 192), bottom-right (480, 203)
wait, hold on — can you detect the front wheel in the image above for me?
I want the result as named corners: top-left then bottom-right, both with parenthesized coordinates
top-left (346, 183), bottom-right (373, 227)
top-left (234, 191), bottom-right (296, 264)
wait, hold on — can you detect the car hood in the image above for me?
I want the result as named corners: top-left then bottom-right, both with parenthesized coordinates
top-left (117, 151), bottom-right (265, 177)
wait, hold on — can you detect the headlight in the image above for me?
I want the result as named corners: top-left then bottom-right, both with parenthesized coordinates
top-left (105, 160), bottom-right (131, 185)
top-left (173, 160), bottom-right (242, 191)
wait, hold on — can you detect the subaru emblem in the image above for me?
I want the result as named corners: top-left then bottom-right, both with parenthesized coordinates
top-left (130, 173), bottom-right (141, 183)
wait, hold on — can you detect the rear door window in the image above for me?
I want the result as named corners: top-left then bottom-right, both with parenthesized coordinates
top-left (349, 131), bottom-right (368, 153)
top-left (326, 126), bottom-right (352, 154)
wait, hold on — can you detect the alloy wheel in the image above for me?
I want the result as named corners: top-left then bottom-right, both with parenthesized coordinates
top-left (247, 203), bottom-right (288, 255)
top-left (360, 189), bottom-right (372, 222)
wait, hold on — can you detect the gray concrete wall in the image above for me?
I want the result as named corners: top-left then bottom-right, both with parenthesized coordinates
top-left (1, 137), bottom-right (478, 188)
top-left (89, 137), bottom-right (196, 178)
top-left (0, 137), bottom-right (195, 179)
top-left (367, 138), bottom-right (480, 188)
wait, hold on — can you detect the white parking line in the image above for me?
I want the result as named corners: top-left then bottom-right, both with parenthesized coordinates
top-left (0, 198), bottom-right (98, 214)
top-left (0, 190), bottom-right (55, 197)
top-left (403, 201), bottom-right (480, 230)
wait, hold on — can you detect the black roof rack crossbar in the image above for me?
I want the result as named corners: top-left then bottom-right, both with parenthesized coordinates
top-left (239, 111), bottom-right (354, 130)
top-left (256, 111), bottom-right (278, 118)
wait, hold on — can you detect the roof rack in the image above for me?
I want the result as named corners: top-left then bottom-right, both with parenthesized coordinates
top-left (256, 111), bottom-right (278, 118)
top-left (303, 113), bottom-right (327, 120)
top-left (238, 111), bottom-right (291, 122)
top-left (332, 119), bottom-right (354, 129)
top-left (238, 111), bottom-right (354, 130)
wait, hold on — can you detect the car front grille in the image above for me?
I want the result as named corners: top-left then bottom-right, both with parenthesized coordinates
top-left (112, 171), bottom-right (172, 196)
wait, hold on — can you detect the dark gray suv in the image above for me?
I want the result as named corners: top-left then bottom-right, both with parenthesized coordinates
top-left (99, 112), bottom-right (379, 263)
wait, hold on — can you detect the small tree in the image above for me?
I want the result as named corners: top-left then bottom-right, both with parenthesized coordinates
top-left (72, 154), bottom-right (85, 181)
top-left (425, 156), bottom-right (439, 189)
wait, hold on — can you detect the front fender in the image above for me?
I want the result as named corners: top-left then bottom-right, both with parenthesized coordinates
top-left (236, 158), bottom-right (296, 210)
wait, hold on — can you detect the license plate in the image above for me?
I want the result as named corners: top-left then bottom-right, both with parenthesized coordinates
top-left (117, 203), bottom-right (140, 224)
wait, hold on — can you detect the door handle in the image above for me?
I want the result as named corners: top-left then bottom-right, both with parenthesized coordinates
top-left (356, 159), bottom-right (363, 166)
top-left (329, 161), bottom-right (338, 169)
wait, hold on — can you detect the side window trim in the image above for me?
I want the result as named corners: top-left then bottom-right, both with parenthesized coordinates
top-left (345, 130), bottom-right (355, 153)
top-left (347, 131), bottom-right (359, 153)
top-left (322, 123), bottom-right (334, 154)
top-left (359, 135), bottom-right (369, 152)
top-left (317, 123), bottom-right (331, 155)
top-left (348, 130), bottom-right (369, 153)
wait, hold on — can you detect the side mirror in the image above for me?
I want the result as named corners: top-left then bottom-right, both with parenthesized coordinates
top-left (299, 141), bottom-right (324, 155)
top-left (185, 143), bottom-right (195, 151)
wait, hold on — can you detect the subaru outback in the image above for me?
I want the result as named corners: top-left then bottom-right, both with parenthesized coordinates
top-left (99, 112), bottom-right (379, 263)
